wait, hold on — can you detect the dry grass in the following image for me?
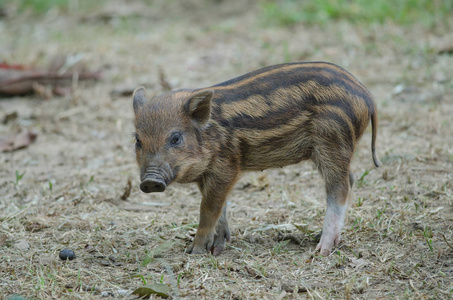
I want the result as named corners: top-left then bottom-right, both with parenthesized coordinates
top-left (1, 1), bottom-right (452, 299)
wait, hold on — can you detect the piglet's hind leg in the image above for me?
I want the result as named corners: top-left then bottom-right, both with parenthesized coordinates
top-left (316, 172), bottom-right (351, 256)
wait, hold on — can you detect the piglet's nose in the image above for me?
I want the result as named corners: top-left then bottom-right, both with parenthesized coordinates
top-left (140, 178), bottom-right (166, 193)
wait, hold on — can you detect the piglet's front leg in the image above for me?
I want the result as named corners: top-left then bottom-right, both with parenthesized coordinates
top-left (186, 169), bottom-right (238, 256)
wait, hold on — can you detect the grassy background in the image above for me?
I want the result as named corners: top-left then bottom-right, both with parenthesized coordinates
top-left (260, 0), bottom-right (453, 27)
top-left (4, 0), bottom-right (453, 26)
top-left (1, 0), bottom-right (452, 299)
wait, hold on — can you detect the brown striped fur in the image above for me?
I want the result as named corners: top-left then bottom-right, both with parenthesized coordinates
top-left (132, 62), bottom-right (380, 256)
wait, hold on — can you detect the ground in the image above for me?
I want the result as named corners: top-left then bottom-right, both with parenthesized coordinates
top-left (0, 1), bottom-right (452, 299)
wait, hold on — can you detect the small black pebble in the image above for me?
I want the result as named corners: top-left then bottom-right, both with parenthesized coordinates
top-left (59, 248), bottom-right (76, 261)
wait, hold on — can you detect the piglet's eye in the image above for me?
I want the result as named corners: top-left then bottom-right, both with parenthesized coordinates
top-left (135, 134), bottom-right (142, 149)
top-left (170, 132), bottom-right (182, 146)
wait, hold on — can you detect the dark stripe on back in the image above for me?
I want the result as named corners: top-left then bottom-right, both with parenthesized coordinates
top-left (207, 62), bottom-right (373, 133)
top-left (211, 63), bottom-right (371, 104)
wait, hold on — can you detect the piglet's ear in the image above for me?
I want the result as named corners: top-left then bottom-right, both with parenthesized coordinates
top-left (186, 90), bottom-right (214, 126)
top-left (132, 86), bottom-right (147, 114)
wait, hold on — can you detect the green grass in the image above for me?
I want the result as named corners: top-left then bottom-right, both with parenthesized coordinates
top-left (15, 170), bottom-right (25, 185)
top-left (0, 0), bottom-right (104, 14)
top-left (1, 0), bottom-right (70, 14)
top-left (260, 0), bottom-right (453, 27)
top-left (10, 0), bottom-right (452, 27)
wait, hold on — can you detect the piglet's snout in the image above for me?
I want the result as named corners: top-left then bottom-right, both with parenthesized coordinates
top-left (140, 178), bottom-right (166, 193)
top-left (140, 165), bottom-right (173, 193)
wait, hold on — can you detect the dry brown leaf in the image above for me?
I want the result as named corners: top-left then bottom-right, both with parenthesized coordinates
top-left (120, 178), bottom-right (132, 200)
top-left (0, 130), bottom-right (38, 152)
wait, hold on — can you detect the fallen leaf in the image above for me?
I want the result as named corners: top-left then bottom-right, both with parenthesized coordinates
top-left (0, 130), bottom-right (38, 152)
top-left (158, 67), bottom-right (172, 91)
top-left (120, 178), bottom-right (132, 200)
top-left (132, 283), bottom-right (171, 299)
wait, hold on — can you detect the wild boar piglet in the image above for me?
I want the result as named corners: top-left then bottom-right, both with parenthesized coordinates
top-left (132, 62), bottom-right (380, 256)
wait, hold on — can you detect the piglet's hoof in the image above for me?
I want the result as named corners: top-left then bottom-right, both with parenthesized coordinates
top-left (185, 245), bottom-right (205, 255)
top-left (315, 232), bottom-right (341, 256)
top-left (186, 231), bottom-right (230, 256)
top-left (210, 226), bottom-right (230, 256)
top-left (186, 235), bottom-right (214, 255)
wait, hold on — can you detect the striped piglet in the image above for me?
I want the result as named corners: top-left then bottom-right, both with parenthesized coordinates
top-left (132, 62), bottom-right (380, 256)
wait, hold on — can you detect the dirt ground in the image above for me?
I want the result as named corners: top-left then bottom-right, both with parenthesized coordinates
top-left (1, 1), bottom-right (452, 299)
